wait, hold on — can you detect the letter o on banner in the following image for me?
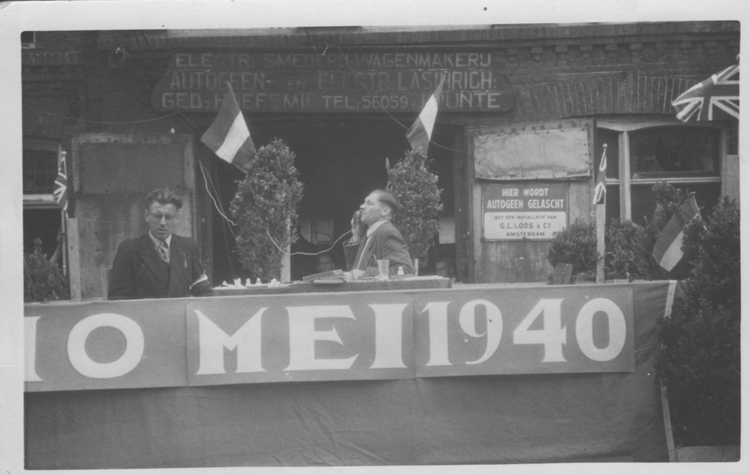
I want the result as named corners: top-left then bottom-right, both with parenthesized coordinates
top-left (576, 298), bottom-right (626, 362)
top-left (67, 313), bottom-right (145, 379)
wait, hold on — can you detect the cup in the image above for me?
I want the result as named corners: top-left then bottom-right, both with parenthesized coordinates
top-left (376, 259), bottom-right (390, 279)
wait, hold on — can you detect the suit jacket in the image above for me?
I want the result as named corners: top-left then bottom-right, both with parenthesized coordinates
top-left (108, 233), bottom-right (213, 300)
top-left (343, 220), bottom-right (414, 275)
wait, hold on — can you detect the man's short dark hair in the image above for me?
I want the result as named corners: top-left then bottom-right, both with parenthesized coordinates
top-left (145, 188), bottom-right (183, 210)
top-left (373, 190), bottom-right (400, 216)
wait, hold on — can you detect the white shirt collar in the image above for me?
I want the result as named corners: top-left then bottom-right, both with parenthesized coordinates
top-left (148, 231), bottom-right (172, 249)
top-left (366, 219), bottom-right (388, 237)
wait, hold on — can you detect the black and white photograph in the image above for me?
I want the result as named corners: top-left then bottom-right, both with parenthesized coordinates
top-left (1, 1), bottom-right (746, 473)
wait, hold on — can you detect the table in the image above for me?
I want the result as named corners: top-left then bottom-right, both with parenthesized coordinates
top-left (212, 275), bottom-right (451, 296)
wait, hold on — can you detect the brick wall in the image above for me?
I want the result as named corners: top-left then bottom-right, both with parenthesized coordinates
top-left (23, 23), bottom-right (741, 138)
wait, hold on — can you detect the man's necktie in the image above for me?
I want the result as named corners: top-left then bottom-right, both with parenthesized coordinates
top-left (158, 241), bottom-right (170, 264)
top-left (355, 236), bottom-right (371, 270)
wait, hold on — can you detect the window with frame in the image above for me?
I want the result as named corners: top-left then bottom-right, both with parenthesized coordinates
top-left (23, 141), bottom-right (63, 257)
top-left (596, 117), bottom-right (725, 226)
top-left (630, 126), bottom-right (720, 179)
top-left (23, 146), bottom-right (59, 195)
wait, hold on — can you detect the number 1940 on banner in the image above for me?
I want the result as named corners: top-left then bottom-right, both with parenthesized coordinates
top-left (25, 286), bottom-right (635, 392)
top-left (413, 286), bottom-right (634, 377)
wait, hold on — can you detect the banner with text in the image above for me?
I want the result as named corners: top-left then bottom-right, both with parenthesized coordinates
top-left (483, 182), bottom-right (568, 240)
top-left (25, 285), bottom-right (633, 392)
top-left (151, 51), bottom-right (515, 113)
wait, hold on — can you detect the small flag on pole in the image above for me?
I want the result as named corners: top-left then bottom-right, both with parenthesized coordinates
top-left (592, 144), bottom-right (607, 205)
top-left (53, 150), bottom-right (68, 212)
top-left (406, 73), bottom-right (446, 155)
top-left (201, 84), bottom-right (256, 173)
top-left (652, 194), bottom-right (701, 271)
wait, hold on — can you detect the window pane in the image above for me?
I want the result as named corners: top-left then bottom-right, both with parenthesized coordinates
top-left (605, 184), bottom-right (620, 222)
top-left (630, 127), bottom-right (720, 178)
top-left (24, 208), bottom-right (62, 257)
top-left (595, 128), bottom-right (619, 179)
top-left (23, 149), bottom-right (58, 194)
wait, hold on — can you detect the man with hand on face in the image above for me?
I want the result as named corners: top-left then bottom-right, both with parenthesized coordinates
top-left (108, 188), bottom-right (213, 300)
top-left (343, 189), bottom-right (413, 276)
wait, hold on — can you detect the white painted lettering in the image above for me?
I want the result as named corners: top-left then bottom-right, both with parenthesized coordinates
top-left (67, 313), bottom-right (144, 379)
top-left (459, 300), bottom-right (503, 365)
top-left (25, 317), bottom-right (42, 382)
top-left (421, 302), bottom-right (452, 366)
top-left (194, 308), bottom-right (266, 375)
top-left (285, 306), bottom-right (358, 371)
top-left (369, 303), bottom-right (408, 369)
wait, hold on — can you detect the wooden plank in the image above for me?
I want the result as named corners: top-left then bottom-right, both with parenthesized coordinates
top-left (467, 119), bottom-right (594, 283)
top-left (66, 217), bottom-right (81, 301)
top-left (620, 132), bottom-right (632, 221)
top-left (70, 133), bottom-right (197, 299)
top-left (660, 381), bottom-right (678, 462)
top-left (453, 131), bottom-right (468, 283)
top-left (722, 154), bottom-right (739, 202)
top-left (596, 204), bottom-right (605, 283)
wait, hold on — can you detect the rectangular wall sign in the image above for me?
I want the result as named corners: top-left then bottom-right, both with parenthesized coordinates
top-left (151, 51), bottom-right (515, 113)
top-left (483, 182), bottom-right (568, 240)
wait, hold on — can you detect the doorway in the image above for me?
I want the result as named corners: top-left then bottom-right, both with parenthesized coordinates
top-left (208, 114), bottom-right (457, 283)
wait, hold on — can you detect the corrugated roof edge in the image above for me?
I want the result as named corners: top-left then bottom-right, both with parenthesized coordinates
top-left (97, 21), bottom-right (740, 50)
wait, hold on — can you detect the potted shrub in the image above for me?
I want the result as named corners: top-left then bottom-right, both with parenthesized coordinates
top-left (546, 219), bottom-right (598, 282)
top-left (547, 183), bottom-right (740, 458)
top-left (657, 197), bottom-right (740, 458)
top-left (547, 183), bottom-right (693, 283)
top-left (24, 238), bottom-right (70, 302)
top-left (230, 139), bottom-right (304, 282)
top-left (385, 150), bottom-right (443, 274)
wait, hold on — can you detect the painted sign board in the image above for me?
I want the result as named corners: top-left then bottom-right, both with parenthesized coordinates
top-left (472, 119), bottom-right (594, 180)
top-left (151, 51), bottom-right (515, 113)
top-left (25, 285), bottom-right (634, 392)
top-left (483, 182), bottom-right (568, 240)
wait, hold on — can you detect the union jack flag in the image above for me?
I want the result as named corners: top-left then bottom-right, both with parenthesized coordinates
top-left (53, 150), bottom-right (68, 212)
top-left (592, 144), bottom-right (607, 205)
top-left (672, 63), bottom-right (740, 122)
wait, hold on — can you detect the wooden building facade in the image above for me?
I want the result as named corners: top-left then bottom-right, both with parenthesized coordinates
top-left (21, 22), bottom-right (740, 298)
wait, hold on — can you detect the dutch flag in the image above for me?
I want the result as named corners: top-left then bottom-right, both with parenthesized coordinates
top-left (201, 84), bottom-right (256, 173)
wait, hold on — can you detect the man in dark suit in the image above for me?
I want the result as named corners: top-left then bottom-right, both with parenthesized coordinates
top-left (108, 189), bottom-right (213, 300)
top-left (343, 189), bottom-right (413, 276)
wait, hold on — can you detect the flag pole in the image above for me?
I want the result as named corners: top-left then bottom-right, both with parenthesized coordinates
top-left (61, 209), bottom-right (68, 276)
top-left (595, 144), bottom-right (607, 284)
top-left (596, 198), bottom-right (605, 283)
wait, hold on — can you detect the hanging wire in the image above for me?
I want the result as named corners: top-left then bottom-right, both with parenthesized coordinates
top-left (264, 226), bottom-right (353, 257)
top-left (203, 161), bottom-right (236, 228)
top-left (182, 112), bottom-right (243, 242)
top-left (198, 161), bottom-right (237, 232)
top-left (24, 107), bottom-right (182, 125)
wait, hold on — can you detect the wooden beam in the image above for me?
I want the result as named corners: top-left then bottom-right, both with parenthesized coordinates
top-left (66, 217), bottom-right (81, 301)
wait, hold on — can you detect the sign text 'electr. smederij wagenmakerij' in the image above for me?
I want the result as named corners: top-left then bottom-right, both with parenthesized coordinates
top-left (151, 51), bottom-right (515, 113)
